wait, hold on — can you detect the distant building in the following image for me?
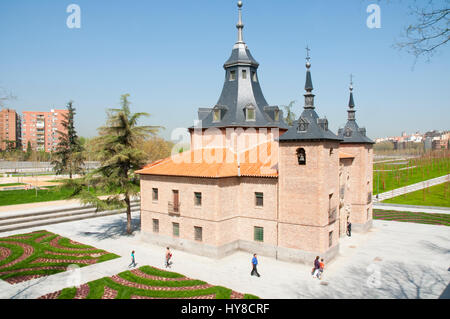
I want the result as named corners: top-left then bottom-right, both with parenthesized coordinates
top-left (0, 108), bottom-right (21, 151)
top-left (22, 109), bottom-right (68, 152)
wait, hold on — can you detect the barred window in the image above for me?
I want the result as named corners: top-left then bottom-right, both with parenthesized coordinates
top-left (194, 226), bottom-right (203, 242)
top-left (152, 219), bottom-right (159, 233)
top-left (329, 231), bottom-right (333, 247)
top-left (173, 223), bottom-right (180, 237)
top-left (152, 188), bottom-right (158, 201)
top-left (255, 192), bottom-right (264, 207)
top-left (194, 192), bottom-right (202, 206)
top-left (254, 227), bottom-right (264, 242)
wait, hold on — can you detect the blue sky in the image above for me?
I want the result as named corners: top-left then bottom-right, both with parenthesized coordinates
top-left (0, 0), bottom-right (449, 141)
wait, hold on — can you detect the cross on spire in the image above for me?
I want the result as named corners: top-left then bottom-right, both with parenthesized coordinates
top-left (305, 45), bottom-right (311, 62)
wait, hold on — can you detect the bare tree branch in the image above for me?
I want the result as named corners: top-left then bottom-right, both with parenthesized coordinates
top-left (394, 0), bottom-right (449, 61)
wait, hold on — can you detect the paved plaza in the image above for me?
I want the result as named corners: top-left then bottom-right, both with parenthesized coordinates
top-left (0, 212), bottom-right (448, 299)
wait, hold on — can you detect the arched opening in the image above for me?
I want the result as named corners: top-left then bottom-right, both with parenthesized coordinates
top-left (296, 148), bottom-right (306, 165)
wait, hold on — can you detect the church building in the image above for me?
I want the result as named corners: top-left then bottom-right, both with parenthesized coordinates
top-left (137, 2), bottom-right (374, 263)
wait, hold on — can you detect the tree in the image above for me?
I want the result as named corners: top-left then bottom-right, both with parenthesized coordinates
top-left (24, 141), bottom-right (33, 161)
top-left (69, 94), bottom-right (161, 234)
top-left (394, 1), bottom-right (449, 60)
top-left (141, 136), bottom-right (174, 163)
top-left (52, 101), bottom-right (85, 179)
top-left (282, 101), bottom-right (297, 126)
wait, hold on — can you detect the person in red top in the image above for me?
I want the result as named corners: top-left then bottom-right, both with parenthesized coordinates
top-left (165, 247), bottom-right (173, 268)
top-left (318, 258), bottom-right (325, 279)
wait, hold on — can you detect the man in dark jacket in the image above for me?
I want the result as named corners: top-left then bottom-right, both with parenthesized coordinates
top-left (347, 221), bottom-right (352, 237)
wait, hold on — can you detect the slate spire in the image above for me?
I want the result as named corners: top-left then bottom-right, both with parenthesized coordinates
top-left (348, 74), bottom-right (356, 121)
top-left (304, 46), bottom-right (315, 110)
top-left (337, 76), bottom-right (374, 144)
top-left (194, 1), bottom-right (288, 130)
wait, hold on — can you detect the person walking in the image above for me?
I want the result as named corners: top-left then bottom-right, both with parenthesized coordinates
top-left (165, 247), bottom-right (173, 268)
top-left (347, 221), bottom-right (352, 237)
top-left (129, 250), bottom-right (137, 268)
top-left (318, 258), bottom-right (325, 280)
top-left (312, 256), bottom-right (320, 278)
top-left (251, 254), bottom-right (261, 277)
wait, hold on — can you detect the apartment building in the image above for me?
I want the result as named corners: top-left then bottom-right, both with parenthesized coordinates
top-left (0, 108), bottom-right (21, 151)
top-left (22, 109), bottom-right (68, 152)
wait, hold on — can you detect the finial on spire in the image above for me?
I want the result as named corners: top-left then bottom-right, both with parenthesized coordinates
top-left (350, 74), bottom-right (354, 91)
top-left (236, 1), bottom-right (244, 44)
top-left (305, 45), bottom-right (311, 68)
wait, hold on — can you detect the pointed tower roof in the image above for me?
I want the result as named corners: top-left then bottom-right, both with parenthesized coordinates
top-left (279, 49), bottom-right (342, 142)
top-left (196, 1), bottom-right (288, 130)
top-left (338, 76), bottom-right (374, 144)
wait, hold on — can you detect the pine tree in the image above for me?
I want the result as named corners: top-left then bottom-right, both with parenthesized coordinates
top-left (52, 101), bottom-right (84, 179)
top-left (69, 94), bottom-right (161, 234)
top-left (24, 141), bottom-right (33, 161)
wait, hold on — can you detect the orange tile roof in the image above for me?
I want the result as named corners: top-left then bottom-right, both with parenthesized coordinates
top-left (136, 142), bottom-right (279, 178)
top-left (339, 151), bottom-right (355, 159)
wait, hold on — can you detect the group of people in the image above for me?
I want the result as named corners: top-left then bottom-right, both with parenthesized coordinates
top-left (312, 256), bottom-right (325, 279)
top-left (128, 247), bottom-right (173, 269)
top-left (130, 249), bottom-right (330, 281)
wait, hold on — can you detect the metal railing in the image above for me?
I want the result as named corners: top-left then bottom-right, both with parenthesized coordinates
top-left (168, 201), bottom-right (180, 215)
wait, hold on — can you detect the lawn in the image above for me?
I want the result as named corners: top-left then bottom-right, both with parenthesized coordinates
top-left (382, 182), bottom-right (450, 207)
top-left (0, 185), bottom-right (106, 207)
top-left (39, 265), bottom-right (259, 299)
top-left (0, 230), bottom-right (119, 284)
top-left (373, 154), bottom-right (450, 194)
top-left (373, 209), bottom-right (450, 226)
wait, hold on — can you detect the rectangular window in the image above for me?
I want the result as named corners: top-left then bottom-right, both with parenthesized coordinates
top-left (194, 226), bottom-right (203, 242)
top-left (152, 219), bottom-right (159, 233)
top-left (229, 70), bottom-right (236, 81)
top-left (246, 108), bottom-right (255, 121)
top-left (152, 188), bottom-right (158, 201)
top-left (329, 231), bottom-right (333, 247)
top-left (173, 223), bottom-right (180, 237)
top-left (255, 192), bottom-right (264, 207)
top-left (213, 109), bottom-right (221, 122)
top-left (173, 190), bottom-right (179, 213)
top-left (194, 192), bottom-right (202, 206)
top-left (274, 110), bottom-right (280, 122)
top-left (242, 69), bottom-right (247, 79)
top-left (254, 226), bottom-right (264, 242)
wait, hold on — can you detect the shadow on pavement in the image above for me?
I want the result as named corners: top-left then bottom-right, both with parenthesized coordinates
top-left (77, 214), bottom-right (141, 240)
top-left (290, 261), bottom-right (448, 299)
